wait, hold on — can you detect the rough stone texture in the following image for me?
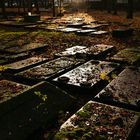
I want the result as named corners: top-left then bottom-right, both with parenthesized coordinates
top-left (55, 101), bottom-right (140, 140)
top-left (90, 30), bottom-right (108, 35)
top-left (4, 43), bottom-right (47, 54)
top-left (5, 56), bottom-right (48, 72)
top-left (0, 80), bottom-right (29, 104)
top-left (110, 48), bottom-right (140, 65)
top-left (0, 82), bottom-right (75, 140)
top-left (55, 46), bottom-right (87, 57)
top-left (53, 60), bottom-right (119, 88)
top-left (95, 68), bottom-right (140, 110)
top-left (16, 57), bottom-right (84, 81)
top-left (55, 44), bottom-right (114, 58)
top-left (58, 27), bottom-right (81, 33)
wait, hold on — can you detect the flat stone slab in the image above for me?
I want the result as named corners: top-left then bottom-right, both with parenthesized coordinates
top-left (84, 44), bottom-right (114, 59)
top-left (110, 47), bottom-right (140, 65)
top-left (0, 52), bottom-right (29, 65)
top-left (0, 21), bottom-right (38, 27)
top-left (95, 68), bottom-right (140, 111)
top-left (4, 43), bottom-right (47, 54)
top-left (82, 24), bottom-right (102, 29)
top-left (55, 46), bottom-right (87, 57)
top-left (59, 27), bottom-right (81, 33)
top-left (112, 28), bottom-right (133, 38)
top-left (0, 79), bottom-right (30, 104)
top-left (76, 29), bottom-right (96, 35)
top-left (4, 56), bottom-right (48, 72)
top-left (0, 81), bottom-right (75, 140)
top-left (55, 101), bottom-right (140, 140)
top-left (16, 57), bottom-right (84, 81)
top-left (55, 44), bottom-right (114, 59)
top-left (67, 22), bottom-right (85, 28)
top-left (90, 30), bottom-right (108, 36)
top-left (53, 60), bottom-right (119, 89)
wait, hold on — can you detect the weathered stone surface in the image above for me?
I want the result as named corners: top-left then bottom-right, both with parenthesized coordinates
top-left (55, 101), bottom-right (140, 140)
top-left (95, 68), bottom-right (140, 110)
top-left (76, 29), bottom-right (96, 35)
top-left (55, 44), bottom-right (114, 58)
top-left (5, 56), bottom-right (48, 72)
top-left (0, 81), bottom-right (75, 140)
top-left (16, 57), bottom-right (84, 81)
top-left (4, 43), bottom-right (47, 54)
top-left (53, 60), bottom-right (119, 89)
top-left (90, 30), bottom-right (108, 35)
top-left (0, 80), bottom-right (29, 104)
top-left (0, 52), bottom-right (29, 65)
top-left (59, 27), bottom-right (81, 33)
top-left (55, 46), bottom-right (87, 57)
top-left (110, 48), bottom-right (140, 65)
top-left (82, 24), bottom-right (102, 29)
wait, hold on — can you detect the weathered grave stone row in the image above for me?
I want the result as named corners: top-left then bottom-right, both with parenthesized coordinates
top-left (15, 57), bottom-right (85, 84)
top-left (54, 101), bottom-right (140, 140)
top-left (95, 67), bottom-right (140, 111)
top-left (0, 81), bottom-right (75, 140)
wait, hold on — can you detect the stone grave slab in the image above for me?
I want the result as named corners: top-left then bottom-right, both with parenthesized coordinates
top-left (110, 48), bottom-right (140, 65)
top-left (4, 56), bottom-right (48, 72)
top-left (85, 44), bottom-right (114, 59)
top-left (67, 22), bottom-right (85, 28)
top-left (0, 81), bottom-right (75, 140)
top-left (0, 52), bottom-right (29, 65)
top-left (112, 28), bottom-right (133, 38)
top-left (59, 27), bottom-right (81, 33)
top-left (90, 30), bottom-right (108, 36)
top-left (0, 21), bottom-right (38, 27)
top-left (24, 25), bottom-right (38, 30)
top-left (4, 43), bottom-right (47, 54)
top-left (76, 29), bottom-right (96, 35)
top-left (53, 60), bottom-right (119, 90)
top-left (82, 24), bottom-right (102, 29)
top-left (0, 80), bottom-right (30, 105)
top-left (55, 46), bottom-right (87, 57)
top-left (95, 68), bottom-right (140, 111)
top-left (16, 57), bottom-right (84, 82)
top-left (54, 101), bottom-right (140, 140)
top-left (55, 44), bottom-right (114, 59)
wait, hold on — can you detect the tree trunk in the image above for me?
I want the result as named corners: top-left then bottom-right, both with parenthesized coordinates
top-left (1, 0), bottom-right (7, 18)
top-left (35, 0), bottom-right (40, 14)
top-left (107, 0), bottom-right (112, 13)
top-left (52, 0), bottom-right (55, 17)
top-left (112, 0), bottom-right (117, 15)
top-left (127, 0), bottom-right (133, 19)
